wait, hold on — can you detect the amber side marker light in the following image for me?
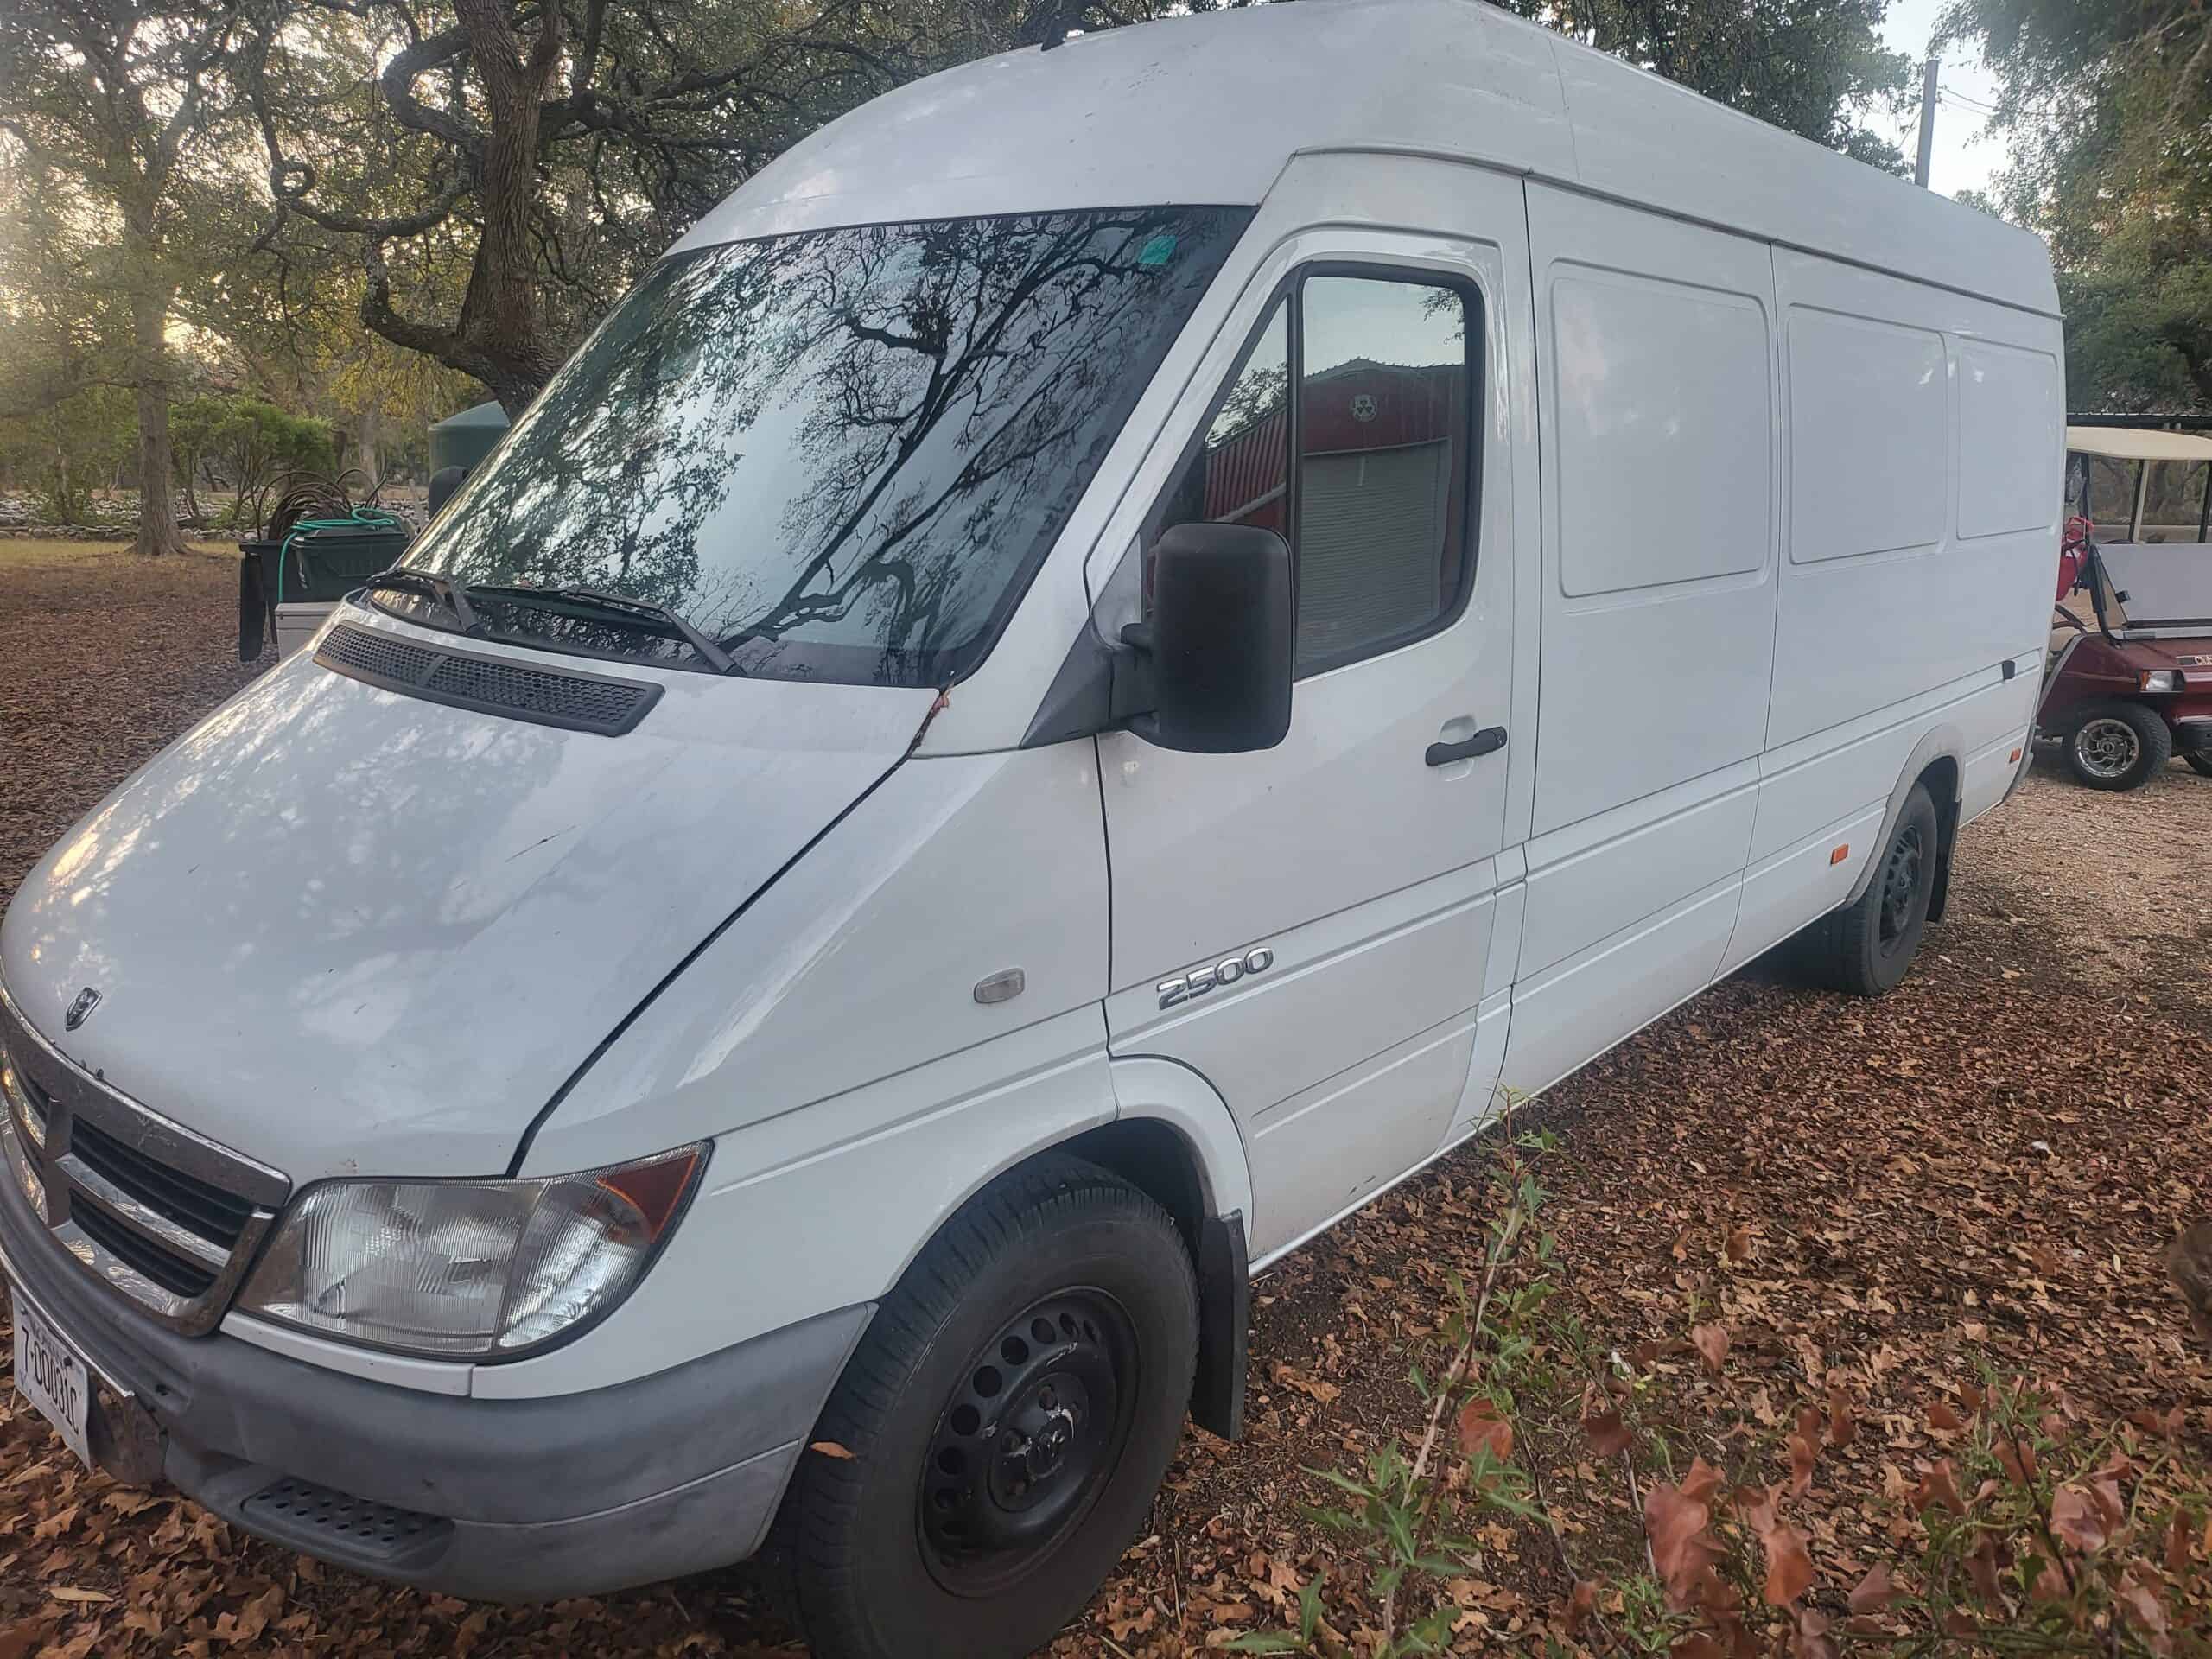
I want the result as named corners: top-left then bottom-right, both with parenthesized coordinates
top-left (597, 1147), bottom-right (706, 1236)
top-left (2009, 747), bottom-right (2024, 763)
top-left (1829, 844), bottom-right (1850, 866)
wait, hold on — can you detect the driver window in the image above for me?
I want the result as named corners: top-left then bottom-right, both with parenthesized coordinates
top-left (1147, 300), bottom-right (1291, 560)
top-left (1145, 270), bottom-right (1479, 677)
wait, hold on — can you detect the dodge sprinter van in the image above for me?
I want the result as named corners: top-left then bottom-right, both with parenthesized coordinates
top-left (0, 3), bottom-right (2059, 1655)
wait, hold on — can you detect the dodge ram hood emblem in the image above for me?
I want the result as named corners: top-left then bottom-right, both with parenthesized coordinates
top-left (62, 988), bottom-right (100, 1031)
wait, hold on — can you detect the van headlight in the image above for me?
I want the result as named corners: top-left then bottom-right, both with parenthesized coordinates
top-left (238, 1144), bottom-right (707, 1358)
top-left (2140, 670), bottom-right (2179, 692)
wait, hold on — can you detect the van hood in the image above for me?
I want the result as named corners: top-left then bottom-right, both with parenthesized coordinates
top-left (0, 629), bottom-right (933, 1182)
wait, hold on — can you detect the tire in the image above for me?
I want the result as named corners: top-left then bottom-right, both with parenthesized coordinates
top-left (1798, 783), bottom-right (1939, 997)
top-left (2186, 751), bottom-right (2212, 779)
top-left (2061, 699), bottom-right (2171, 791)
top-left (785, 1156), bottom-right (1198, 1659)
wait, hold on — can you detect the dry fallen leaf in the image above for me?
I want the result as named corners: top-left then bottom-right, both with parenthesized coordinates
top-left (1743, 1488), bottom-right (1815, 1606)
top-left (1910, 1459), bottom-right (1964, 1518)
top-left (1270, 1362), bottom-right (1340, 1405)
top-left (1643, 1458), bottom-right (1724, 1610)
top-left (1579, 1387), bottom-right (1631, 1458)
top-left (2115, 1567), bottom-right (2172, 1657)
top-left (2050, 1484), bottom-right (2109, 1552)
top-left (1690, 1323), bottom-right (1730, 1376)
top-left (1454, 1396), bottom-right (1513, 1463)
top-left (1847, 1563), bottom-right (1896, 1614)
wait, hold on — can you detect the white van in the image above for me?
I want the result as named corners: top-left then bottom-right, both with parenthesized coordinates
top-left (0, 4), bottom-right (2059, 1655)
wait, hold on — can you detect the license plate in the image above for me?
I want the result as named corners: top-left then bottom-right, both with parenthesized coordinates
top-left (10, 1286), bottom-right (91, 1468)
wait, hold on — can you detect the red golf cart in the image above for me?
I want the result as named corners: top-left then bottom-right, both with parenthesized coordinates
top-left (2042, 425), bottom-right (2212, 790)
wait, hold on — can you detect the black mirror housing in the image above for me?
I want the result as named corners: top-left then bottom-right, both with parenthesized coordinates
top-left (1129, 521), bottom-right (1294, 753)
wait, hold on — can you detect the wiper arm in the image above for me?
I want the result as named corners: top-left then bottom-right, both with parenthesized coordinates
top-left (359, 569), bottom-right (482, 634)
top-left (469, 584), bottom-right (734, 674)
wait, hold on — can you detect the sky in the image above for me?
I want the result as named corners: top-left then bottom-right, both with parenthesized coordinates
top-left (1875, 0), bottom-right (2013, 200)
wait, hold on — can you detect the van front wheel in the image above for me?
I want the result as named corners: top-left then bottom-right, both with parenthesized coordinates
top-left (1799, 783), bottom-right (1939, 997)
top-left (785, 1156), bottom-right (1198, 1659)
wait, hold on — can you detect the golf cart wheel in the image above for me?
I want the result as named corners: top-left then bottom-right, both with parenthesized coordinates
top-left (2186, 751), bottom-right (2212, 779)
top-left (785, 1156), bottom-right (1198, 1659)
top-left (1798, 783), bottom-right (1939, 998)
top-left (2062, 700), bottom-right (2170, 791)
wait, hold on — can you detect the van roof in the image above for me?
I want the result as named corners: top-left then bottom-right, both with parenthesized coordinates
top-left (672, 0), bottom-right (2057, 319)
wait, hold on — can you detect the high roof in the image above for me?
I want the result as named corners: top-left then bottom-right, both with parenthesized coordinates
top-left (672, 0), bottom-right (2056, 318)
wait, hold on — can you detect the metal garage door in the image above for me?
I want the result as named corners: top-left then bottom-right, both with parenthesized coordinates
top-left (1296, 440), bottom-right (1450, 669)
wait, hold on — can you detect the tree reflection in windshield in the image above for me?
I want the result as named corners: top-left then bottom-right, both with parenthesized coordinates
top-left (406, 207), bottom-right (1251, 687)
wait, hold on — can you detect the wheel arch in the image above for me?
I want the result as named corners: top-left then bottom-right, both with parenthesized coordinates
top-left (1039, 1057), bottom-right (1255, 1441)
top-left (1846, 730), bottom-right (1962, 915)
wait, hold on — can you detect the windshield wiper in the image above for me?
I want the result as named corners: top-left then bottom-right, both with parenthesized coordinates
top-left (359, 569), bottom-right (482, 634)
top-left (468, 584), bottom-right (735, 674)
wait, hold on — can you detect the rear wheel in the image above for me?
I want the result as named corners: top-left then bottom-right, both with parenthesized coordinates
top-left (785, 1157), bottom-right (1198, 1659)
top-left (2185, 751), bottom-right (2212, 779)
top-left (1798, 783), bottom-right (1939, 997)
top-left (2061, 700), bottom-right (2171, 791)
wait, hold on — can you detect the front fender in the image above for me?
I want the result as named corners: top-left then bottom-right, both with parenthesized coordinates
top-left (1108, 1054), bottom-right (1255, 1232)
top-left (476, 1008), bottom-right (1116, 1399)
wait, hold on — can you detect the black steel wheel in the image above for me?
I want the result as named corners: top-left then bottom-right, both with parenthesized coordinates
top-left (2062, 700), bottom-right (2171, 791)
top-left (1796, 782), bottom-right (1940, 997)
top-left (1873, 812), bottom-right (1927, 966)
top-left (918, 1290), bottom-right (1135, 1597)
top-left (785, 1156), bottom-right (1198, 1659)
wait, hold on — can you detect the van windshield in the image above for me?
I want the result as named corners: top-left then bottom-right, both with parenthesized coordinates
top-left (399, 207), bottom-right (1251, 686)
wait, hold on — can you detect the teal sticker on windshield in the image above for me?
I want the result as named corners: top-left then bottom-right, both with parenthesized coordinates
top-left (1138, 232), bottom-right (1178, 268)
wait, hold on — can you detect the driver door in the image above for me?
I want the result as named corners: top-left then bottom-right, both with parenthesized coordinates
top-left (1098, 207), bottom-right (1526, 1260)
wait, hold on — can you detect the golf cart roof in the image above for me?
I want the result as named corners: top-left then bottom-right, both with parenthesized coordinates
top-left (2066, 425), bottom-right (2212, 463)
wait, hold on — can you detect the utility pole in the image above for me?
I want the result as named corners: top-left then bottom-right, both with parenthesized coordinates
top-left (1915, 56), bottom-right (1941, 188)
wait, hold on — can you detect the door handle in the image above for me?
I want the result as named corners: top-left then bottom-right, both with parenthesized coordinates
top-left (1425, 726), bottom-right (1507, 766)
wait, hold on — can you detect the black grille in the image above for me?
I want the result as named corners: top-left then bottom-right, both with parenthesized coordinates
top-left (316, 621), bottom-right (661, 735)
top-left (243, 1477), bottom-right (450, 1567)
top-left (317, 623), bottom-right (440, 687)
top-left (71, 1195), bottom-right (216, 1298)
top-left (70, 1116), bottom-right (253, 1245)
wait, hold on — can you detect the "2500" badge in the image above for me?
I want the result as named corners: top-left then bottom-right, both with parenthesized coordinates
top-left (1157, 945), bottom-right (1275, 1010)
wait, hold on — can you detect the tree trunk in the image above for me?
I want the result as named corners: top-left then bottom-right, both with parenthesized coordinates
top-left (124, 213), bottom-right (186, 557)
top-left (357, 403), bottom-right (381, 485)
top-left (454, 0), bottom-right (568, 417)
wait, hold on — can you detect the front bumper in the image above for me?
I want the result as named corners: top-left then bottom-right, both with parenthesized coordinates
top-left (0, 1159), bottom-right (869, 1600)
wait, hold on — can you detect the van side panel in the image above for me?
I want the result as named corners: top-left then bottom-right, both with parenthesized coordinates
top-left (1523, 186), bottom-right (1781, 836)
top-left (1717, 251), bottom-right (2056, 953)
top-left (1767, 251), bottom-right (2062, 751)
top-left (1505, 187), bottom-right (1777, 1094)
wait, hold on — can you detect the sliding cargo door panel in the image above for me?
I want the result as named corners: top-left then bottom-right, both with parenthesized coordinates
top-left (1504, 185), bottom-right (1778, 1097)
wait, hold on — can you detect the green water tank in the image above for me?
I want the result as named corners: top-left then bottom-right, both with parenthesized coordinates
top-left (429, 399), bottom-right (511, 474)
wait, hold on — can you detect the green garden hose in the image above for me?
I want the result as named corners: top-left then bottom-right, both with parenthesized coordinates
top-left (274, 506), bottom-right (406, 606)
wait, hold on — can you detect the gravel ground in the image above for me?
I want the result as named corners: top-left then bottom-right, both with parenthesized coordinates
top-left (0, 543), bottom-right (2205, 1656)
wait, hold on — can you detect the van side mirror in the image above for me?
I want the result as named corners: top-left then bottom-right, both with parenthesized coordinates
top-left (1122, 521), bottom-right (1293, 753)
